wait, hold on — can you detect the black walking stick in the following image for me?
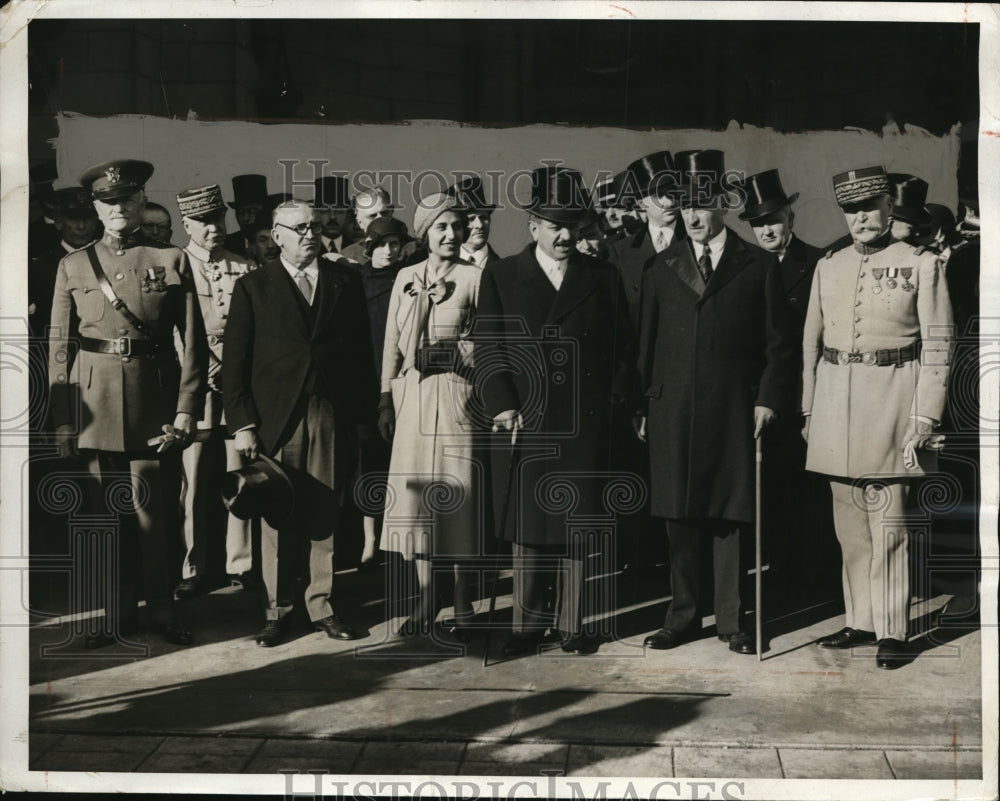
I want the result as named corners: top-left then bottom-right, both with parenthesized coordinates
top-left (483, 421), bottom-right (519, 667)
top-left (755, 435), bottom-right (763, 661)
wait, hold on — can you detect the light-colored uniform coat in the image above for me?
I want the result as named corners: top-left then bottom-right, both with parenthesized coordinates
top-left (802, 240), bottom-right (953, 478)
top-left (381, 259), bottom-right (482, 558)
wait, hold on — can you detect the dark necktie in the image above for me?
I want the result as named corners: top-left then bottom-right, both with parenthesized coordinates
top-left (697, 243), bottom-right (713, 283)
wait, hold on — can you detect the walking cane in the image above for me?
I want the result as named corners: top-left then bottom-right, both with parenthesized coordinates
top-left (755, 435), bottom-right (763, 661)
top-left (483, 423), bottom-right (518, 667)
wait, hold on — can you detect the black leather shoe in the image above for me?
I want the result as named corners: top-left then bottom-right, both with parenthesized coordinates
top-left (314, 614), bottom-right (358, 641)
top-left (643, 628), bottom-right (692, 650)
top-left (719, 631), bottom-right (755, 655)
top-left (174, 576), bottom-right (206, 600)
top-left (150, 621), bottom-right (193, 646)
top-left (255, 619), bottom-right (286, 648)
top-left (560, 634), bottom-right (601, 655)
top-left (502, 631), bottom-right (545, 657)
top-left (876, 638), bottom-right (909, 670)
top-left (817, 627), bottom-right (877, 649)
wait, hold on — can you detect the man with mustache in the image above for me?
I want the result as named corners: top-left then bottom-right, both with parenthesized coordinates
top-left (48, 159), bottom-right (208, 647)
top-left (477, 165), bottom-right (635, 656)
top-left (223, 199), bottom-right (377, 647)
top-left (637, 150), bottom-right (796, 656)
top-left (173, 184), bottom-right (257, 599)
top-left (450, 175), bottom-right (502, 268)
top-left (802, 166), bottom-right (954, 669)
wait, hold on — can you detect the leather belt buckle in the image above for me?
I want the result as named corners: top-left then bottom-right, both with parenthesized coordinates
top-left (862, 351), bottom-right (876, 365)
top-left (837, 351), bottom-right (850, 366)
top-left (117, 337), bottom-right (131, 357)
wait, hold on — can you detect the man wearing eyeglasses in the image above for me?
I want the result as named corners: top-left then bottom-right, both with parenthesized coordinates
top-left (223, 199), bottom-right (378, 647)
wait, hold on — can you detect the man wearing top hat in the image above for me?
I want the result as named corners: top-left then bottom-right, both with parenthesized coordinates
top-left (449, 175), bottom-right (502, 268)
top-left (739, 168), bottom-right (837, 605)
top-left (48, 159), bottom-right (208, 647)
top-left (888, 174), bottom-right (933, 246)
top-left (313, 175), bottom-right (356, 255)
top-left (223, 199), bottom-right (378, 647)
top-left (477, 165), bottom-right (635, 656)
top-left (224, 174), bottom-right (269, 258)
top-left (607, 151), bottom-right (686, 335)
top-left (173, 184), bottom-right (257, 599)
top-left (637, 149), bottom-right (796, 655)
top-left (802, 166), bottom-right (953, 668)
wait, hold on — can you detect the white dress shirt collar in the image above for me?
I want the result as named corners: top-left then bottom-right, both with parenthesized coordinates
top-left (281, 256), bottom-right (319, 303)
top-left (648, 222), bottom-right (676, 253)
top-left (534, 245), bottom-right (568, 290)
top-left (695, 226), bottom-right (727, 270)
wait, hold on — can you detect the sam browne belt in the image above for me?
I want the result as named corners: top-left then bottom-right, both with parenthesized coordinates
top-left (822, 342), bottom-right (920, 367)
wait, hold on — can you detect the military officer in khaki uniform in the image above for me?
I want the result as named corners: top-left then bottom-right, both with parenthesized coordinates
top-left (802, 165), bottom-right (953, 669)
top-left (173, 184), bottom-right (256, 598)
top-left (49, 159), bottom-right (208, 647)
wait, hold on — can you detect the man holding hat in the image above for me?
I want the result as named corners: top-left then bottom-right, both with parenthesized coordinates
top-left (477, 165), bottom-right (635, 656)
top-left (223, 199), bottom-right (378, 647)
top-left (224, 174), bottom-right (269, 258)
top-left (637, 149), bottom-right (796, 656)
top-left (313, 175), bottom-right (356, 255)
top-left (607, 150), bottom-right (686, 335)
top-left (449, 175), bottom-right (502, 268)
top-left (173, 184), bottom-right (257, 599)
top-left (48, 159), bottom-right (208, 647)
top-left (802, 165), bottom-right (953, 669)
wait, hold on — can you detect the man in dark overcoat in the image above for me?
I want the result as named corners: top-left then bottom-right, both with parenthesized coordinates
top-left (637, 150), bottom-right (796, 655)
top-left (739, 169), bottom-right (836, 605)
top-left (477, 166), bottom-right (635, 657)
top-left (223, 199), bottom-right (378, 647)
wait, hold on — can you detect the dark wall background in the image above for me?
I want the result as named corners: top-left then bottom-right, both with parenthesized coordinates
top-left (28, 19), bottom-right (980, 195)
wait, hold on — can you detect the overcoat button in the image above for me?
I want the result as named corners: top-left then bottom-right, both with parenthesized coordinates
top-left (115, 273), bottom-right (125, 280)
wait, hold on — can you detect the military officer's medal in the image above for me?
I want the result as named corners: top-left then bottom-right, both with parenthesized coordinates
top-left (871, 267), bottom-right (884, 294)
top-left (885, 267), bottom-right (898, 289)
top-left (901, 267), bottom-right (914, 292)
top-left (142, 266), bottom-right (168, 293)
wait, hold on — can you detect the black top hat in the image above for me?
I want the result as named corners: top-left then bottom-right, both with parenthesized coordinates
top-left (313, 176), bottom-right (350, 208)
top-left (228, 174), bottom-right (269, 209)
top-left (79, 159), bottom-right (155, 202)
top-left (888, 174), bottom-right (932, 225)
top-left (53, 187), bottom-right (98, 219)
top-left (364, 216), bottom-right (413, 255)
top-left (528, 166), bottom-right (592, 226)
top-left (738, 169), bottom-right (799, 221)
top-left (448, 175), bottom-right (497, 213)
top-left (221, 453), bottom-right (294, 528)
top-left (674, 150), bottom-right (726, 208)
top-left (924, 203), bottom-right (963, 246)
top-left (625, 150), bottom-right (678, 200)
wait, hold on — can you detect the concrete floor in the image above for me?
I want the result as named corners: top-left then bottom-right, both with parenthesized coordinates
top-left (24, 569), bottom-right (985, 785)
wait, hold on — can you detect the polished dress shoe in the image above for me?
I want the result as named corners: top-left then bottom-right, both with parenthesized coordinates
top-left (816, 626), bottom-right (877, 649)
top-left (174, 575), bottom-right (206, 600)
top-left (255, 619), bottom-right (286, 648)
top-left (150, 621), bottom-right (194, 646)
top-left (719, 631), bottom-right (755, 655)
top-left (876, 638), bottom-right (909, 670)
top-left (643, 628), bottom-right (692, 650)
top-left (501, 631), bottom-right (545, 657)
top-left (314, 614), bottom-right (358, 641)
top-left (560, 634), bottom-right (601, 655)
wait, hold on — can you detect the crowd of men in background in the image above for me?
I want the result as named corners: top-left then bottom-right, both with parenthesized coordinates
top-left (26, 148), bottom-right (981, 669)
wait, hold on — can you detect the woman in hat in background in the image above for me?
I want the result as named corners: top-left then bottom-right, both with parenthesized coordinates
top-left (377, 193), bottom-right (482, 638)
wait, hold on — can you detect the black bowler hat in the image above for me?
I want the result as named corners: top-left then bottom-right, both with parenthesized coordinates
top-left (738, 169), bottom-right (799, 221)
top-left (528, 166), bottom-right (592, 226)
top-left (577, 208), bottom-right (611, 240)
top-left (675, 150), bottom-right (727, 208)
top-left (313, 176), bottom-right (350, 208)
top-left (448, 175), bottom-right (497, 213)
top-left (228, 174), bottom-right (268, 209)
top-left (79, 159), bottom-right (155, 201)
top-left (222, 453), bottom-right (294, 528)
top-left (53, 187), bottom-right (98, 220)
top-left (625, 150), bottom-right (679, 200)
top-left (888, 173), bottom-right (932, 225)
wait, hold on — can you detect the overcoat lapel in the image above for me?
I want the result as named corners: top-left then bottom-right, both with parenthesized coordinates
top-left (699, 229), bottom-right (749, 304)
top-left (516, 245), bottom-right (558, 327)
top-left (547, 252), bottom-right (599, 323)
top-left (664, 238), bottom-right (706, 297)
top-left (780, 236), bottom-right (814, 296)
